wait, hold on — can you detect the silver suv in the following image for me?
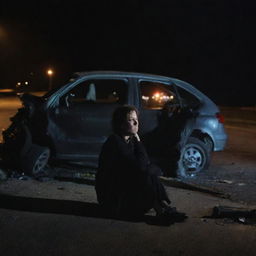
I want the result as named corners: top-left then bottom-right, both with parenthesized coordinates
top-left (2, 71), bottom-right (227, 178)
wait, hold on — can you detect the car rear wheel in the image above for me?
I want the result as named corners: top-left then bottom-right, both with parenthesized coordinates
top-left (21, 144), bottom-right (50, 176)
top-left (177, 137), bottom-right (210, 178)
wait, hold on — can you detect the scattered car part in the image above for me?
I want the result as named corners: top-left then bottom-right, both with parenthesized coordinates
top-left (211, 206), bottom-right (256, 225)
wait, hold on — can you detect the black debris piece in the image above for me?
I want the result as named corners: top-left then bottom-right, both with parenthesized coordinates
top-left (210, 206), bottom-right (256, 225)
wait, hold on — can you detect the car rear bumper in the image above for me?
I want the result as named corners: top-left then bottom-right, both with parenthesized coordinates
top-left (213, 136), bottom-right (228, 151)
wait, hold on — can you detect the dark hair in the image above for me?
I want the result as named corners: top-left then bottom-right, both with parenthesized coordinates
top-left (112, 105), bottom-right (139, 134)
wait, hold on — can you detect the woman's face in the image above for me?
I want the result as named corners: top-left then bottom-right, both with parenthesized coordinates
top-left (123, 110), bottom-right (139, 136)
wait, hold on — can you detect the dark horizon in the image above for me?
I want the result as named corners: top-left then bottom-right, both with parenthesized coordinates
top-left (1, 1), bottom-right (256, 106)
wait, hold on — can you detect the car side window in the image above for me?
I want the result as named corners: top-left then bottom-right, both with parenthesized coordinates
top-left (62, 79), bottom-right (127, 105)
top-left (139, 80), bottom-right (179, 110)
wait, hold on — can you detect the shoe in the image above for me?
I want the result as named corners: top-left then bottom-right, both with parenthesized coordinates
top-left (163, 206), bottom-right (177, 214)
top-left (156, 208), bottom-right (187, 223)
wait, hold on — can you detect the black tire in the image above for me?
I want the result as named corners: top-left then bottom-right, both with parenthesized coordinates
top-left (204, 136), bottom-right (214, 153)
top-left (177, 137), bottom-right (210, 178)
top-left (21, 144), bottom-right (50, 176)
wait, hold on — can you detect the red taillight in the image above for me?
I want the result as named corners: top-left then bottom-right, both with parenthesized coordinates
top-left (216, 112), bottom-right (224, 124)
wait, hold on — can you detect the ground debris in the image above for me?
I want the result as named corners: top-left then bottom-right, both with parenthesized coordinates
top-left (160, 177), bottom-right (228, 198)
top-left (215, 179), bottom-right (233, 184)
top-left (237, 183), bottom-right (246, 186)
top-left (210, 205), bottom-right (256, 225)
top-left (9, 171), bottom-right (32, 181)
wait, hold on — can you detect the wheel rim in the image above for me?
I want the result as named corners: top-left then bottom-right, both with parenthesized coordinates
top-left (181, 144), bottom-right (205, 176)
top-left (33, 151), bottom-right (49, 174)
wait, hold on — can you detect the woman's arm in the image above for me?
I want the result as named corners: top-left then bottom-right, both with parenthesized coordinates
top-left (115, 135), bottom-right (150, 173)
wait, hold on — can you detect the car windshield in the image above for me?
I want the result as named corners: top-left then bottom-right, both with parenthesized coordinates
top-left (42, 81), bottom-right (73, 99)
top-left (43, 73), bottom-right (81, 99)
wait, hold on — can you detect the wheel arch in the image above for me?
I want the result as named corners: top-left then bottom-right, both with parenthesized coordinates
top-left (189, 129), bottom-right (214, 151)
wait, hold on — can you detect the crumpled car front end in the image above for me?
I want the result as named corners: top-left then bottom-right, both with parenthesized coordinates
top-left (2, 93), bottom-right (50, 175)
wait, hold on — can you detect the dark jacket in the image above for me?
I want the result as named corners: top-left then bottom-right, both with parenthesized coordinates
top-left (95, 134), bottom-right (169, 217)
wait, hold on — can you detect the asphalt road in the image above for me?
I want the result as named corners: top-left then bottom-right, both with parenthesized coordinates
top-left (1, 178), bottom-right (256, 256)
top-left (0, 96), bottom-right (21, 143)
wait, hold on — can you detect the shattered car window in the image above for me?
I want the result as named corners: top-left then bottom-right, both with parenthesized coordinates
top-left (42, 82), bottom-right (73, 99)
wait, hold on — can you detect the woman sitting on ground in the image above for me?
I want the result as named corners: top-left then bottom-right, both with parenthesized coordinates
top-left (95, 105), bottom-right (182, 219)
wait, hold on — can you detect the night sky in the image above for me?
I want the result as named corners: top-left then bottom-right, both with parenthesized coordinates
top-left (1, 0), bottom-right (256, 106)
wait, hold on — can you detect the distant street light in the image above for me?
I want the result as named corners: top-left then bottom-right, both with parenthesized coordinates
top-left (47, 68), bottom-right (54, 91)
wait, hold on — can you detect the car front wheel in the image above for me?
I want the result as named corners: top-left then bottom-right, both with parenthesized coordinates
top-left (21, 144), bottom-right (50, 176)
top-left (177, 137), bottom-right (210, 178)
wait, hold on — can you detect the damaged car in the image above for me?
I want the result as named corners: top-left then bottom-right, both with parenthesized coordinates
top-left (1, 71), bottom-right (227, 178)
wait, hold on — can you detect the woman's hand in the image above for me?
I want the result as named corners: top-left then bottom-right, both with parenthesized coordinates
top-left (134, 133), bottom-right (140, 142)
